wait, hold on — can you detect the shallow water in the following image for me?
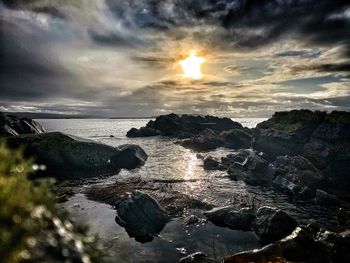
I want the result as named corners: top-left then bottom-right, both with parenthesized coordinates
top-left (39, 118), bottom-right (340, 262)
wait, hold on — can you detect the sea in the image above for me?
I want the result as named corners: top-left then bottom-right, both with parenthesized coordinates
top-left (36, 118), bottom-right (340, 263)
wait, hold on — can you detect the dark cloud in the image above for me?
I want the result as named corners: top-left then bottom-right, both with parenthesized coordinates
top-left (293, 62), bottom-right (350, 73)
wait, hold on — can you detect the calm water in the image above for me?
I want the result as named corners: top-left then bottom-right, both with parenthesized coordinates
top-left (37, 118), bottom-right (340, 262)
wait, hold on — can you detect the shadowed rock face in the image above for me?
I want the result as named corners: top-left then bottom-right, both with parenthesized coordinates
top-left (114, 191), bottom-right (169, 243)
top-left (6, 132), bottom-right (147, 179)
top-left (0, 112), bottom-right (45, 137)
top-left (127, 113), bottom-right (243, 138)
top-left (253, 110), bottom-right (350, 199)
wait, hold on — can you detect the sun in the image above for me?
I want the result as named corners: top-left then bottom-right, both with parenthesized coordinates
top-left (179, 50), bottom-right (205, 79)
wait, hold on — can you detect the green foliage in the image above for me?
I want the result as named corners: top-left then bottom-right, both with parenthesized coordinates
top-left (0, 142), bottom-right (104, 263)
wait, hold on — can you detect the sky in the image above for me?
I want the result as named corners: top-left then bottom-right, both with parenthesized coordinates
top-left (0, 0), bottom-right (349, 117)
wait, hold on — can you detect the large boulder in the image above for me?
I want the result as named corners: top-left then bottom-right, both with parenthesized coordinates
top-left (204, 206), bottom-right (255, 231)
top-left (0, 112), bottom-right (45, 137)
top-left (254, 206), bottom-right (298, 244)
top-left (127, 113), bottom-right (243, 138)
top-left (6, 132), bottom-right (147, 178)
top-left (110, 144), bottom-right (147, 169)
top-left (115, 191), bottom-right (169, 243)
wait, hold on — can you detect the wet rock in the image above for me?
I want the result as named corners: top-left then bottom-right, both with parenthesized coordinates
top-left (227, 150), bottom-right (270, 185)
top-left (179, 129), bottom-right (224, 151)
top-left (337, 208), bottom-right (350, 227)
top-left (127, 113), bottom-right (243, 138)
top-left (111, 144), bottom-right (147, 169)
top-left (278, 227), bottom-right (315, 261)
top-left (315, 189), bottom-right (340, 207)
top-left (6, 132), bottom-right (147, 178)
top-left (0, 112), bottom-right (45, 137)
top-left (312, 230), bottom-right (350, 263)
top-left (127, 127), bottom-right (159, 137)
top-left (254, 206), bottom-right (298, 244)
top-left (223, 243), bottom-right (285, 263)
top-left (203, 156), bottom-right (224, 170)
top-left (179, 252), bottom-right (217, 263)
top-left (115, 191), bottom-right (169, 243)
top-left (269, 155), bottom-right (323, 188)
top-left (204, 206), bottom-right (255, 231)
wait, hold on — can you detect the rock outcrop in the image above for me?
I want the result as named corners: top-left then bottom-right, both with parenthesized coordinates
top-left (253, 110), bottom-right (350, 200)
top-left (115, 191), bottom-right (169, 243)
top-left (0, 112), bottom-right (45, 137)
top-left (6, 132), bottom-right (147, 178)
top-left (127, 113), bottom-right (243, 138)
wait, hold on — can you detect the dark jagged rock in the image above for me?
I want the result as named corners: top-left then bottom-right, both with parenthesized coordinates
top-left (0, 112), bottom-right (45, 136)
top-left (227, 150), bottom-right (271, 185)
top-left (110, 144), bottom-right (147, 169)
top-left (224, 225), bottom-right (350, 263)
top-left (254, 206), bottom-right (298, 244)
top-left (127, 113), bottom-right (243, 138)
top-left (204, 206), bottom-right (256, 231)
top-left (268, 155), bottom-right (323, 198)
top-left (6, 132), bottom-right (147, 178)
top-left (115, 191), bottom-right (169, 243)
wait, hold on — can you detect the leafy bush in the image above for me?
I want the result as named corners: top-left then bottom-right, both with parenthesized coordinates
top-left (0, 142), bottom-right (104, 263)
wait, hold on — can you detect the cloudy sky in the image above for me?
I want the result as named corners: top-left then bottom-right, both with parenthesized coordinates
top-left (0, 0), bottom-right (349, 117)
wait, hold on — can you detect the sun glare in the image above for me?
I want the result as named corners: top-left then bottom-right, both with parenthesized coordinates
top-left (179, 50), bottom-right (205, 79)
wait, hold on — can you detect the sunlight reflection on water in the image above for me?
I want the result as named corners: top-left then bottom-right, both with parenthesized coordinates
top-left (41, 118), bottom-right (341, 262)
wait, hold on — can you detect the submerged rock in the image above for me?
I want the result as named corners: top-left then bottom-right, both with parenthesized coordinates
top-left (127, 113), bottom-right (243, 138)
top-left (111, 144), bottom-right (147, 169)
top-left (6, 132), bottom-right (147, 178)
top-left (254, 206), bottom-right (298, 244)
top-left (0, 112), bottom-right (45, 136)
top-left (205, 206), bottom-right (255, 231)
top-left (115, 191), bottom-right (169, 243)
top-left (179, 252), bottom-right (217, 263)
top-left (223, 243), bottom-right (285, 263)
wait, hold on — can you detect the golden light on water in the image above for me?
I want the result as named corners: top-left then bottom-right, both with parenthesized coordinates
top-left (179, 50), bottom-right (205, 79)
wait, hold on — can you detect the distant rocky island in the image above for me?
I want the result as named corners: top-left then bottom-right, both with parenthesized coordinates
top-left (1, 110), bottom-right (350, 262)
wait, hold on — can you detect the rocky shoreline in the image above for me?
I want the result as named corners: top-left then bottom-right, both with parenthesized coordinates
top-left (1, 110), bottom-right (350, 262)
